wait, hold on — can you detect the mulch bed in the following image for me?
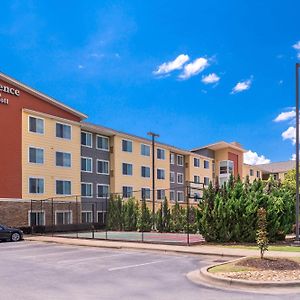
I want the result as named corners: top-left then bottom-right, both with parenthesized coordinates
top-left (237, 257), bottom-right (300, 271)
top-left (216, 258), bottom-right (300, 281)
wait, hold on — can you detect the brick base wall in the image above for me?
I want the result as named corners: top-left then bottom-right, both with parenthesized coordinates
top-left (0, 199), bottom-right (81, 228)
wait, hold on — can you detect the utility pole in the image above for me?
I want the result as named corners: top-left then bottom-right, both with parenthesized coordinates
top-left (147, 132), bottom-right (159, 229)
top-left (295, 63), bottom-right (300, 244)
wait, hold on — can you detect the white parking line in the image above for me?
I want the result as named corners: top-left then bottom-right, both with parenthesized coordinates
top-left (108, 260), bottom-right (165, 271)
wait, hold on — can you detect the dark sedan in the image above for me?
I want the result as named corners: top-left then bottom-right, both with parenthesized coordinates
top-left (0, 225), bottom-right (23, 242)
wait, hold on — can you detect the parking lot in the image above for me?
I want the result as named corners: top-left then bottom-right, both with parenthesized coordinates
top-left (0, 241), bottom-right (300, 300)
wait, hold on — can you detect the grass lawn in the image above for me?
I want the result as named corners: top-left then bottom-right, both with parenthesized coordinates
top-left (208, 262), bottom-right (253, 273)
top-left (222, 245), bottom-right (300, 252)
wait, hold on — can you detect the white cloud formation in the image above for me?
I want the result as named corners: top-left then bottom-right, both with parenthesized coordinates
top-left (179, 57), bottom-right (209, 79)
top-left (293, 41), bottom-right (300, 50)
top-left (274, 110), bottom-right (296, 122)
top-left (153, 54), bottom-right (190, 75)
top-left (231, 78), bottom-right (252, 94)
top-left (293, 41), bottom-right (300, 59)
top-left (244, 150), bottom-right (271, 165)
top-left (291, 153), bottom-right (296, 161)
top-left (201, 73), bottom-right (220, 84)
top-left (282, 126), bottom-right (296, 144)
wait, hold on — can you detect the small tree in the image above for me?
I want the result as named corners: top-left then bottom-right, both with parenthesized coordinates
top-left (138, 200), bottom-right (152, 232)
top-left (256, 207), bottom-right (269, 259)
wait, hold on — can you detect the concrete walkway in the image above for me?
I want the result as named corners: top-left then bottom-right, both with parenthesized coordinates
top-left (25, 235), bottom-right (300, 258)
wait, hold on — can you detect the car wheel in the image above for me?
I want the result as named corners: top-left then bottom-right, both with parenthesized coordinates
top-left (11, 232), bottom-right (21, 242)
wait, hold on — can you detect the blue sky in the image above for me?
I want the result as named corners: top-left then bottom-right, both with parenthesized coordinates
top-left (1, 0), bottom-right (300, 164)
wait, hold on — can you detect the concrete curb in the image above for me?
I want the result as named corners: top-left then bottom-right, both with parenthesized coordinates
top-left (24, 235), bottom-right (243, 258)
top-left (187, 259), bottom-right (300, 294)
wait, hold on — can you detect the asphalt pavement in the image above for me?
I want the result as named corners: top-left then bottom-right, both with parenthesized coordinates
top-left (0, 241), bottom-right (299, 300)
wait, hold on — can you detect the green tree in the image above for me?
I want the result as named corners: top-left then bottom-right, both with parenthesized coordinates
top-left (256, 207), bottom-right (269, 259)
top-left (138, 200), bottom-right (152, 232)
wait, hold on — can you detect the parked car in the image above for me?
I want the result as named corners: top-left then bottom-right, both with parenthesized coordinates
top-left (0, 225), bottom-right (23, 242)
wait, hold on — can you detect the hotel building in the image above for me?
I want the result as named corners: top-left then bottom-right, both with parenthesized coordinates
top-left (0, 72), bottom-right (294, 227)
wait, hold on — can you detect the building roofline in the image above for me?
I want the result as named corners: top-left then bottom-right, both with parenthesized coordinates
top-left (82, 122), bottom-right (213, 159)
top-left (191, 141), bottom-right (246, 153)
top-left (0, 72), bottom-right (88, 120)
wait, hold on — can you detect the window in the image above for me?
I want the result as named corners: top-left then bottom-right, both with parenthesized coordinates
top-left (96, 135), bottom-right (109, 151)
top-left (177, 173), bottom-right (184, 184)
top-left (29, 116), bottom-right (44, 134)
top-left (204, 177), bottom-right (210, 186)
top-left (81, 183), bottom-right (92, 197)
top-left (123, 186), bottom-right (133, 198)
top-left (157, 148), bottom-right (165, 160)
top-left (97, 184), bottom-right (109, 198)
top-left (194, 158), bottom-right (200, 167)
top-left (170, 190), bottom-right (175, 201)
top-left (170, 153), bottom-right (175, 164)
top-left (157, 189), bottom-right (165, 200)
top-left (177, 191), bottom-right (184, 202)
top-left (81, 157), bottom-right (92, 173)
top-left (81, 131), bottom-right (92, 147)
top-left (56, 152), bottom-right (71, 167)
top-left (220, 160), bottom-right (234, 175)
top-left (56, 123), bottom-right (71, 139)
top-left (97, 160), bottom-right (109, 175)
top-left (250, 169), bottom-right (254, 176)
top-left (141, 166), bottom-right (150, 178)
top-left (29, 147), bottom-right (44, 164)
top-left (257, 171), bottom-right (260, 178)
top-left (122, 139), bottom-right (132, 152)
top-left (82, 211), bottom-right (93, 223)
top-left (29, 178), bottom-right (44, 194)
top-left (204, 160), bottom-right (209, 169)
top-left (194, 175), bottom-right (200, 184)
top-left (56, 180), bottom-right (71, 195)
top-left (170, 171), bottom-right (175, 183)
top-left (122, 163), bottom-right (133, 176)
top-left (29, 211), bottom-right (45, 226)
top-left (97, 211), bottom-right (107, 224)
top-left (157, 168), bottom-right (165, 180)
top-left (55, 211), bottom-right (72, 225)
top-left (141, 144), bottom-right (150, 156)
top-left (177, 155), bottom-right (184, 166)
top-left (141, 188), bottom-right (151, 200)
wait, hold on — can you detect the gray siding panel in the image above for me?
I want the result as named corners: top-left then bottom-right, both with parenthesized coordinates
top-left (170, 152), bottom-right (185, 201)
top-left (81, 132), bottom-right (110, 210)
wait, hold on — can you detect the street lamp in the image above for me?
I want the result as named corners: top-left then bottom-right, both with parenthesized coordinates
top-left (147, 131), bottom-right (160, 228)
top-left (296, 63), bottom-right (300, 243)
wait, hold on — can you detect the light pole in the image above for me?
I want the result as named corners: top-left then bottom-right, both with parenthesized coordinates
top-left (296, 63), bottom-right (300, 243)
top-left (147, 131), bottom-right (159, 228)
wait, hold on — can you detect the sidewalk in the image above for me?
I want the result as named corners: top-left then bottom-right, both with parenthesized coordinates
top-left (24, 235), bottom-right (300, 258)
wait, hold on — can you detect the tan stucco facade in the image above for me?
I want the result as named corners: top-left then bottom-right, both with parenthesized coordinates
top-left (242, 164), bottom-right (261, 183)
top-left (22, 109), bottom-right (81, 200)
top-left (110, 135), bottom-right (170, 199)
top-left (186, 154), bottom-right (213, 184)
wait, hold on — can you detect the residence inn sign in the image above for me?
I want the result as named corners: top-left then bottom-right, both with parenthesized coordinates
top-left (0, 84), bottom-right (20, 105)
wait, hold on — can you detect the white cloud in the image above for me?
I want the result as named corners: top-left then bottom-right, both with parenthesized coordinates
top-left (274, 110), bottom-right (296, 122)
top-left (293, 41), bottom-right (300, 50)
top-left (153, 54), bottom-right (190, 75)
top-left (179, 57), bottom-right (209, 79)
top-left (282, 126), bottom-right (296, 144)
top-left (201, 73), bottom-right (220, 84)
top-left (291, 153), bottom-right (296, 161)
top-left (293, 41), bottom-right (300, 59)
top-left (244, 150), bottom-right (271, 165)
top-left (231, 78), bottom-right (252, 94)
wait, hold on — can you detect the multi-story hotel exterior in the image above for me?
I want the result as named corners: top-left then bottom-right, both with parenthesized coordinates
top-left (0, 72), bottom-right (295, 228)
